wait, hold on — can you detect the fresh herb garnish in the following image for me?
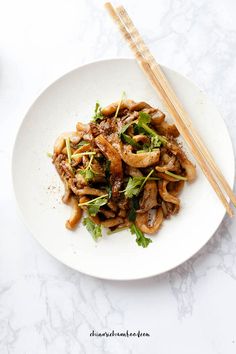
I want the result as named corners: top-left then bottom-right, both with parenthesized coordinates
top-left (138, 112), bottom-right (151, 126)
top-left (87, 197), bottom-right (108, 216)
top-left (77, 140), bottom-right (89, 147)
top-left (79, 168), bottom-right (95, 181)
top-left (150, 136), bottom-right (162, 149)
top-left (130, 224), bottom-right (152, 248)
top-left (128, 197), bottom-right (139, 221)
top-left (105, 184), bottom-right (112, 199)
top-left (124, 177), bottom-right (143, 198)
top-left (124, 170), bottom-right (154, 198)
top-left (47, 152), bottom-right (53, 158)
top-left (79, 194), bottom-right (108, 216)
top-left (164, 171), bottom-right (187, 180)
top-left (120, 122), bottom-right (132, 135)
top-left (65, 137), bottom-right (72, 164)
top-left (138, 112), bottom-right (167, 145)
top-left (105, 160), bottom-right (111, 179)
top-left (114, 91), bottom-right (126, 118)
top-left (93, 102), bottom-right (104, 121)
top-left (79, 155), bottom-right (96, 182)
top-left (121, 133), bottom-right (142, 149)
top-left (71, 151), bottom-right (96, 159)
top-left (78, 194), bottom-right (108, 207)
top-left (83, 217), bottom-right (102, 240)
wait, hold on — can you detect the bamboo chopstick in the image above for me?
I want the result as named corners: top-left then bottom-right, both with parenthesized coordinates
top-left (116, 5), bottom-right (236, 208)
top-left (104, 2), bottom-right (235, 217)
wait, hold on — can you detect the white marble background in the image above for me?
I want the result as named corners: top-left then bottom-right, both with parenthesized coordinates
top-left (0, 0), bottom-right (236, 353)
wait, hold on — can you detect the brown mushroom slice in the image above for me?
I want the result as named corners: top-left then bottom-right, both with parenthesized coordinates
top-left (107, 200), bottom-right (118, 212)
top-left (95, 134), bottom-right (123, 196)
top-left (179, 157), bottom-right (196, 182)
top-left (118, 209), bottom-right (127, 218)
top-left (101, 99), bottom-right (134, 116)
top-left (151, 110), bottom-right (166, 125)
top-left (132, 134), bottom-right (150, 144)
top-left (168, 180), bottom-right (185, 197)
top-left (120, 144), bottom-right (160, 168)
top-left (77, 187), bottom-right (107, 197)
top-left (126, 166), bottom-right (143, 177)
top-left (167, 142), bottom-right (196, 181)
top-left (62, 183), bottom-right (71, 204)
top-left (76, 122), bottom-right (90, 132)
top-left (138, 181), bottom-right (158, 213)
top-left (155, 121), bottom-right (179, 138)
top-left (101, 217), bottom-right (124, 228)
top-left (129, 101), bottom-right (152, 111)
top-left (135, 208), bottom-right (163, 234)
top-left (155, 156), bottom-right (176, 172)
top-left (89, 215), bottom-right (101, 225)
top-left (156, 172), bottom-right (179, 182)
top-left (99, 209), bottom-right (116, 218)
top-left (158, 180), bottom-right (180, 205)
top-left (54, 132), bottom-right (83, 154)
top-left (65, 197), bottom-right (83, 230)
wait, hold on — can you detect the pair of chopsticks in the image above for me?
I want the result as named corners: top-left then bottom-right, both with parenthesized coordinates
top-left (104, 2), bottom-right (236, 217)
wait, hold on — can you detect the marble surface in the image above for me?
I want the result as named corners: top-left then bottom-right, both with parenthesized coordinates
top-left (1, 0), bottom-right (236, 353)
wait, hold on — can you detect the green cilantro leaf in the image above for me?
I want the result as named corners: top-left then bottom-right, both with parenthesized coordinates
top-left (83, 217), bottom-right (102, 240)
top-left (92, 101), bottom-right (104, 121)
top-left (124, 177), bottom-right (143, 198)
top-left (150, 136), bottom-right (162, 148)
top-left (105, 160), bottom-right (111, 179)
top-left (79, 168), bottom-right (95, 181)
top-left (130, 224), bottom-right (152, 248)
top-left (124, 170), bottom-right (154, 198)
top-left (137, 112), bottom-right (167, 145)
top-left (128, 197), bottom-right (139, 222)
top-left (138, 112), bottom-right (151, 126)
top-left (120, 133), bottom-right (142, 149)
top-left (87, 197), bottom-right (108, 216)
top-left (77, 140), bottom-right (89, 147)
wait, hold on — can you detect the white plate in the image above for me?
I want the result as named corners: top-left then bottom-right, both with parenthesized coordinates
top-left (12, 58), bottom-right (235, 280)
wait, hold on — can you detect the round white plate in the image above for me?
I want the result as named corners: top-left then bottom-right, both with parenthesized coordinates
top-left (12, 58), bottom-right (235, 280)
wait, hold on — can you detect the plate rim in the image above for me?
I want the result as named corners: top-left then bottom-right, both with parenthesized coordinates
top-left (11, 57), bottom-right (235, 281)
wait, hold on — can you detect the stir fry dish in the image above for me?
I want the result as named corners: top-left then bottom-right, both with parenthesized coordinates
top-left (51, 99), bottom-right (196, 247)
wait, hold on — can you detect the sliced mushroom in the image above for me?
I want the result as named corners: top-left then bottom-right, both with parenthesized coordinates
top-left (101, 217), bottom-right (124, 228)
top-left (158, 180), bottom-right (180, 205)
top-left (54, 132), bottom-right (83, 154)
top-left (135, 208), bottom-right (163, 234)
top-left (76, 122), bottom-right (90, 132)
top-left (151, 110), bottom-right (166, 125)
top-left (62, 182), bottom-right (71, 204)
top-left (77, 187), bottom-right (107, 197)
top-left (126, 166), bottom-right (143, 177)
top-left (129, 101), bottom-right (151, 111)
top-left (95, 134), bottom-right (123, 196)
top-left (98, 209), bottom-right (115, 218)
top-left (179, 157), bottom-right (196, 182)
top-left (138, 181), bottom-right (158, 213)
top-left (155, 156), bottom-right (176, 172)
top-left (132, 134), bottom-right (150, 144)
top-left (120, 144), bottom-right (160, 168)
top-left (101, 100), bottom-right (134, 116)
top-left (167, 142), bottom-right (196, 182)
top-left (156, 172), bottom-right (178, 182)
top-left (155, 121), bottom-right (179, 138)
top-left (167, 180), bottom-right (185, 197)
top-left (65, 197), bottom-right (83, 230)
